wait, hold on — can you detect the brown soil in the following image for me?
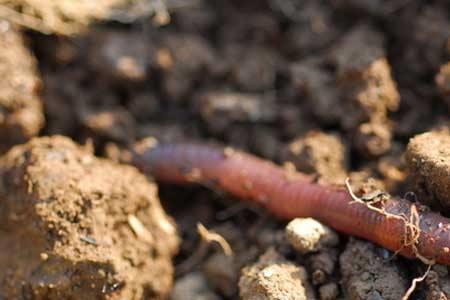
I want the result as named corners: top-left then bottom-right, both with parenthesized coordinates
top-left (0, 25), bottom-right (44, 152)
top-left (239, 249), bottom-right (308, 300)
top-left (280, 131), bottom-right (348, 185)
top-left (424, 265), bottom-right (450, 300)
top-left (0, 136), bottom-right (178, 299)
top-left (0, 0), bottom-right (449, 299)
top-left (340, 239), bottom-right (408, 300)
top-left (406, 129), bottom-right (450, 212)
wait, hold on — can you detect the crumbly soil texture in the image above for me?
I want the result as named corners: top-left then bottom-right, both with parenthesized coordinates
top-left (0, 0), bottom-right (449, 299)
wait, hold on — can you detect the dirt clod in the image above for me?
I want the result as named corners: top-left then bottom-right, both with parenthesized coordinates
top-left (406, 129), bottom-right (450, 211)
top-left (170, 272), bottom-right (220, 300)
top-left (0, 0), bottom-right (154, 35)
top-left (281, 131), bottom-right (347, 184)
top-left (239, 249), bottom-right (307, 300)
top-left (285, 218), bottom-right (339, 254)
top-left (0, 25), bottom-right (44, 152)
top-left (0, 136), bottom-right (178, 299)
top-left (340, 239), bottom-right (408, 300)
top-left (330, 24), bottom-right (400, 156)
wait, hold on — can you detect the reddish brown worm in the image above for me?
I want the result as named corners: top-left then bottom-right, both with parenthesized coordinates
top-left (131, 142), bottom-right (450, 265)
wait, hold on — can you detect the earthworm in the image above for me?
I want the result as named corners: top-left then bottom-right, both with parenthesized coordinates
top-left (131, 142), bottom-right (450, 265)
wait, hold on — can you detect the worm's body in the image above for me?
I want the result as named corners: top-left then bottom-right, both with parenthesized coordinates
top-left (131, 143), bottom-right (450, 265)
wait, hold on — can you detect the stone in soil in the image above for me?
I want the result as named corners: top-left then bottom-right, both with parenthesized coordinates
top-left (285, 218), bottom-right (339, 255)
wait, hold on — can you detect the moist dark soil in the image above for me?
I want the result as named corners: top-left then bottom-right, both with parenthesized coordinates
top-left (0, 0), bottom-right (449, 299)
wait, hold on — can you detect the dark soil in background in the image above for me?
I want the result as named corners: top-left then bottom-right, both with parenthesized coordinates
top-left (1, 0), bottom-right (450, 299)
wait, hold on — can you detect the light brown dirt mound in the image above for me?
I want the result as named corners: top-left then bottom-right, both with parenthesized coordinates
top-left (281, 131), bottom-right (347, 184)
top-left (330, 24), bottom-right (400, 157)
top-left (239, 249), bottom-right (308, 300)
top-left (406, 129), bottom-right (450, 211)
top-left (0, 136), bottom-right (178, 299)
top-left (0, 25), bottom-right (44, 153)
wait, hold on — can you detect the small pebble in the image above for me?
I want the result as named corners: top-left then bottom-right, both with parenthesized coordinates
top-left (285, 218), bottom-right (339, 254)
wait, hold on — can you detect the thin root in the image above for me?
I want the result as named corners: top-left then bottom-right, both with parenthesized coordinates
top-left (402, 264), bottom-right (432, 300)
top-left (175, 223), bottom-right (233, 277)
top-left (197, 223), bottom-right (233, 256)
top-left (345, 178), bottom-right (393, 216)
top-left (345, 178), bottom-right (428, 264)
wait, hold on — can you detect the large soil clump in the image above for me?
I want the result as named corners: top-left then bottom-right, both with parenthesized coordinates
top-left (0, 136), bottom-right (178, 299)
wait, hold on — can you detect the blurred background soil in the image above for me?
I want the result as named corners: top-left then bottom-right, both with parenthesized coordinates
top-left (0, 0), bottom-right (449, 299)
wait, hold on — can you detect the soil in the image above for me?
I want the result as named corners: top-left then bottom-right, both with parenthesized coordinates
top-left (280, 131), bottom-right (347, 185)
top-left (424, 265), bottom-right (450, 300)
top-left (340, 239), bottom-right (408, 300)
top-left (406, 129), bottom-right (450, 211)
top-left (0, 0), bottom-right (449, 299)
top-left (0, 136), bottom-right (178, 299)
top-left (239, 249), bottom-right (308, 300)
top-left (0, 25), bottom-right (44, 153)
